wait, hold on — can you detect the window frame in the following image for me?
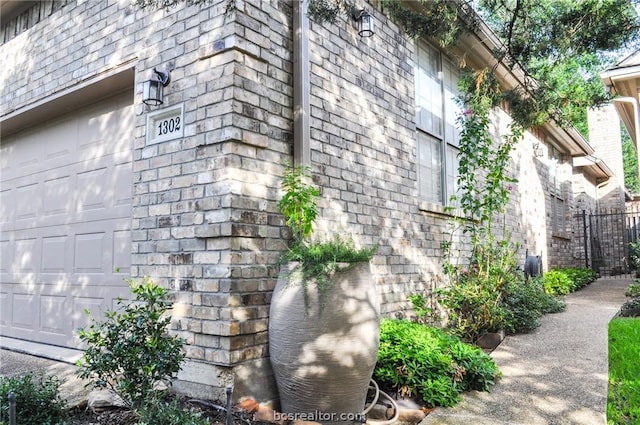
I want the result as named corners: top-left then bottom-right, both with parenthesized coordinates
top-left (415, 40), bottom-right (461, 208)
top-left (548, 142), bottom-right (568, 236)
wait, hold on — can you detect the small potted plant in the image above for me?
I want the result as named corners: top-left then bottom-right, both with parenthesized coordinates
top-left (268, 164), bottom-right (379, 424)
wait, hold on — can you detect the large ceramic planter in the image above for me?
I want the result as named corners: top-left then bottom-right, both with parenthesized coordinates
top-left (269, 262), bottom-right (380, 424)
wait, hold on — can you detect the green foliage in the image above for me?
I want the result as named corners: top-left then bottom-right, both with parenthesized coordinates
top-left (278, 164), bottom-right (320, 243)
top-left (437, 266), bottom-right (507, 342)
top-left (306, 0), bottom-right (342, 23)
top-left (382, 0), bottom-right (639, 133)
top-left (478, 0), bottom-right (639, 134)
top-left (374, 319), bottom-right (500, 408)
top-left (455, 69), bottom-right (519, 232)
top-left (621, 297), bottom-right (640, 312)
top-left (608, 318), bottom-right (640, 424)
top-left (624, 282), bottom-right (640, 299)
top-left (440, 237), bottom-right (524, 342)
top-left (629, 241), bottom-right (640, 270)
top-left (381, 0), bottom-right (475, 47)
top-left (278, 163), bottom-right (376, 310)
top-left (502, 276), bottom-right (566, 334)
top-left (135, 396), bottom-right (210, 425)
top-left (561, 267), bottom-right (596, 290)
top-left (134, 0), bottom-right (214, 9)
top-left (542, 267), bottom-right (595, 295)
top-left (542, 269), bottom-right (576, 295)
top-left (622, 130), bottom-right (639, 194)
top-left (407, 293), bottom-right (433, 321)
top-left (438, 67), bottom-right (524, 344)
top-left (479, 0), bottom-right (639, 64)
top-left (0, 373), bottom-right (67, 425)
top-left (282, 235), bottom-right (377, 311)
top-left (77, 277), bottom-right (185, 408)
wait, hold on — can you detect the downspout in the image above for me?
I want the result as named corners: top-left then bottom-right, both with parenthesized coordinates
top-left (292, 0), bottom-right (310, 166)
top-left (595, 178), bottom-right (611, 212)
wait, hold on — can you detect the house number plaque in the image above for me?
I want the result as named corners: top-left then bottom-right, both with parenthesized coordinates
top-left (146, 104), bottom-right (184, 145)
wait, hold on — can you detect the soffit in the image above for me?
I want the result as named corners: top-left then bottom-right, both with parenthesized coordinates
top-left (0, 1), bottom-right (37, 22)
top-left (1, 66), bottom-right (135, 138)
top-left (573, 155), bottom-right (614, 179)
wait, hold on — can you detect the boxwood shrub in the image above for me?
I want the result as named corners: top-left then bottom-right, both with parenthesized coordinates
top-left (374, 319), bottom-right (500, 407)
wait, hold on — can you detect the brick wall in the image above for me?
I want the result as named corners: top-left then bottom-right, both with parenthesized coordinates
top-left (1, 0), bottom-right (604, 402)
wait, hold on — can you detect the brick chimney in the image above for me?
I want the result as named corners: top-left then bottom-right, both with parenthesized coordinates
top-left (588, 104), bottom-right (626, 211)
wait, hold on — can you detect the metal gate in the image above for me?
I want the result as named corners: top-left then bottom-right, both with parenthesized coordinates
top-left (578, 207), bottom-right (640, 277)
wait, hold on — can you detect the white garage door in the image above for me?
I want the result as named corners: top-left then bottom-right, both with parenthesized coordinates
top-left (0, 92), bottom-right (133, 349)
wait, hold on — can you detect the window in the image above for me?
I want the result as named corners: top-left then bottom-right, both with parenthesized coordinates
top-left (415, 41), bottom-right (461, 205)
top-left (548, 144), bottom-right (566, 234)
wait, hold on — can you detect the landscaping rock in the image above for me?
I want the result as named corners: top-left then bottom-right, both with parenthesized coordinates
top-left (87, 390), bottom-right (126, 412)
top-left (395, 408), bottom-right (426, 424)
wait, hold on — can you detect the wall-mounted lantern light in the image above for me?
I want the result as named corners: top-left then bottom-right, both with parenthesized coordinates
top-left (142, 68), bottom-right (171, 106)
top-left (351, 8), bottom-right (374, 37)
top-left (533, 143), bottom-right (544, 158)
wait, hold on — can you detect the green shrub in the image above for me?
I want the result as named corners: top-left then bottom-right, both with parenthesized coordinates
top-left (608, 318), bottom-right (640, 424)
top-left (407, 293), bottom-right (433, 322)
top-left (561, 267), bottom-right (596, 290)
top-left (502, 276), bottom-right (566, 334)
top-left (620, 297), bottom-right (640, 311)
top-left (624, 282), bottom-right (640, 298)
top-left (542, 269), bottom-right (576, 295)
top-left (77, 277), bottom-right (185, 408)
top-left (629, 241), bottom-right (640, 270)
top-left (135, 396), bottom-right (210, 425)
top-left (436, 271), bottom-right (507, 343)
top-left (0, 373), bottom-right (67, 425)
top-left (374, 319), bottom-right (500, 408)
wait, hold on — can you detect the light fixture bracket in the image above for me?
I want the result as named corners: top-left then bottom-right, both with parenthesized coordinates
top-left (350, 6), bottom-right (374, 37)
top-left (153, 68), bottom-right (171, 86)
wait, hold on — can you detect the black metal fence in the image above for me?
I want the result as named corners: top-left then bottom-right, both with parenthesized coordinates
top-left (577, 206), bottom-right (640, 277)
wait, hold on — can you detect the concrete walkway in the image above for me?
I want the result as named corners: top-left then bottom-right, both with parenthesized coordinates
top-left (421, 277), bottom-right (631, 425)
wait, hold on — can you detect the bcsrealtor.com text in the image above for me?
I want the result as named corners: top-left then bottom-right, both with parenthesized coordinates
top-left (264, 411), bottom-right (367, 423)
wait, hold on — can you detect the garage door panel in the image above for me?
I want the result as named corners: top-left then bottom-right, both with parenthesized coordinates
top-left (0, 92), bottom-right (133, 349)
top-left (76, 168), bottom-right (108, 211)
top-left (40, 295), bottom-right (68, 335)
top-left (114, 162), bottom-right (133, 206)
top-left (15, 183), bottom-right (40, 221)
top-left (0, 240), bottom-right (10, 273)
top-left (42, 236), bottom-right (68, 273)
top-left (14, 238), bottom-right (39, 273)
top-left (113, 230), bottom-right (131, 274)
top-left (0, 292), bottom-right (9, 326)
top-left (12, 292), bottom-right (37, 329)
top-left (73, 232), bottom-right (105, 274)
top-left (43, 176), bottom-right (72, 216)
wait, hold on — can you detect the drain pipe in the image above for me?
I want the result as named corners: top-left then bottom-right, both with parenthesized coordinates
top-left (595, 178), bottom-right (611, 211)
top-left (292, 0), bottom-right (310, 166)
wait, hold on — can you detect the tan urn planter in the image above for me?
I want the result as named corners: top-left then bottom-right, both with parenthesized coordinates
top-left (268, 261), bottom-right (380, 424)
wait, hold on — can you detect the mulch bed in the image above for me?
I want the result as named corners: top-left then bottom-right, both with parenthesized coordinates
top-left (66, 396), bottom-right (267, 425)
